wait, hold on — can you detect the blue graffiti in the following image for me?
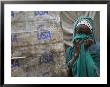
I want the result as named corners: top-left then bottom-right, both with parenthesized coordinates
top-left (37, 30), bottom-right (51, 40)
top-left (34, 11), bottom-right (48, 16)
top-left (11, 64), bottom-right (17, 69)
top-left (11, 59), bottom-right (19, 70)
top-left (11, 11), bottom-right (14, 17)
top-left (39, 52), bottom-right (54, 64)
top-left (11, 34), bottom-right (17, 42)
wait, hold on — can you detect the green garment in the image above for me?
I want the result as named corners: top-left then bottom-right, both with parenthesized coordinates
top-left (65, 34), bottom-right (97, 77)
top-left (64, 16), bottom-right (99, 77)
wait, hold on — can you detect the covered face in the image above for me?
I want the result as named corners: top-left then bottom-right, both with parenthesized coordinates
top-left (72, 16), bottom-right (96, 48)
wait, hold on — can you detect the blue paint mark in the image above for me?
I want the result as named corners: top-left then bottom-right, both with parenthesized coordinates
top-left (11, 59), bottom-right (19, 70)
top-left (34, 11), bottom-right (48, 16)
top-left (11, 34), bottom-right (17, 42)
top-left (11, 64), bottom-right (17, 69)
top-left (11, 11), bottom-right (14, 17)
top-left (37, 30), bottom-right (51, 40)
top-left (39, 52), bottom-right (54, 64)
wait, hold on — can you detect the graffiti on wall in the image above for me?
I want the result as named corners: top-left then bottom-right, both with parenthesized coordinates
top-left (11, 59), bottom-right (19, 71)
top-left (37, 30), bottom-right (51, 40)
top-left (39, 51), bottom-right (54, 64)
top-left (11, 34), bottom-right (17, 42)
top-left (34, 11), bottom-right (48, 16)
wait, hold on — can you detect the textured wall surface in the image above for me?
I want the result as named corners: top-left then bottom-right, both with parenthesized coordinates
top-left (11, 11), bottom-right (68, 77)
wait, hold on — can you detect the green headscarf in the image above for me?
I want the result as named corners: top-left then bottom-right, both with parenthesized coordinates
top-left (72, 16), bottom-right (96, 44)
top-left (66, 16), bottom-right (98, 77)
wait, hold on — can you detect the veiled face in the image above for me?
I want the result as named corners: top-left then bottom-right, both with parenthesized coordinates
top-left (74, 24), bottom-right (93, 48)
top-left (75, 24), bottom-right (92, 35)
